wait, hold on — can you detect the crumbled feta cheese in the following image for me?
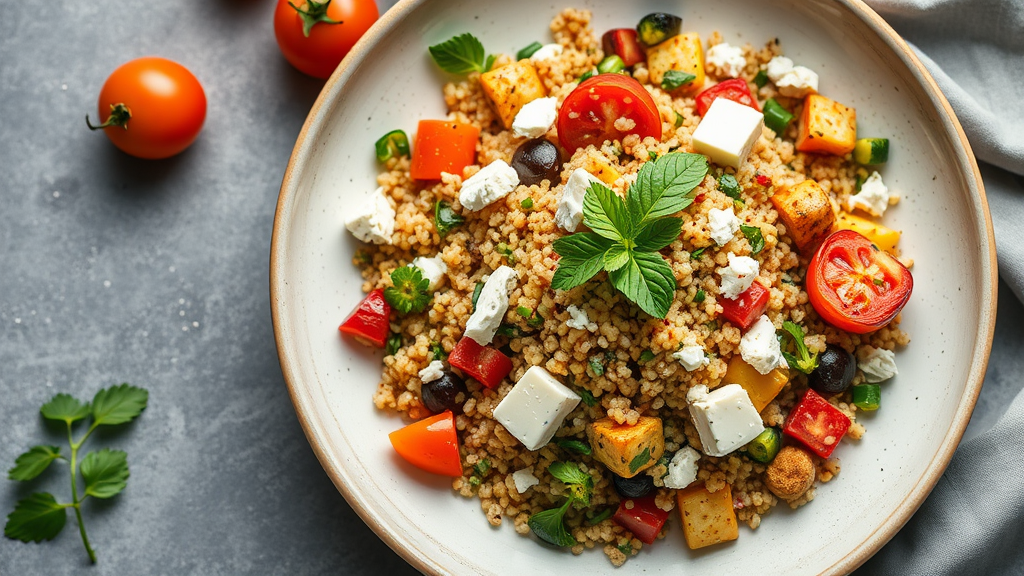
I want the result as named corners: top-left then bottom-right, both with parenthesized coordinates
top-left (512, 97), bottom-right (557, 139)
top-left (691, 98), bottom-right (765, 168)
top-left (740, 315), bottom-right (787, 375)
top-left (512, 468), bottom-right (540, 494)
top-left (410, 254), bottom-right (448, 291)
top-left (686, 384), bottom-right (765, 457)
top-left (565, 305), bottom-right (597, 332)
top-left (344, 186), bottom-right (395, 244)
top-left (663, 446), bottom-right (701, 489)
top-left (673, 345), bottom-right (709, 372)
top-left (555, 168), bottom-right (600, 232)
top-left (708, 206), bottom-right (741, 246)
top-left (718, 253), bottom-right (759, 299)
top-left (705, 42), bottom-right (746, 78)
top-left (846, 171), bottom-right (892, 217)
top-left (459, 160), bottom-right (520, 212)
top-left (464, 265), bottom-right (518, 345)
top-left (492, 366), bottom-right (581, 451)
top-left (418, 360), bottom-right (445, 383)
top-left (858, 346), bottom-right (898, 383)
top-left (529, 43), bottom-right (563, 62)
top-left (765, 56), bottom-right (818, 98)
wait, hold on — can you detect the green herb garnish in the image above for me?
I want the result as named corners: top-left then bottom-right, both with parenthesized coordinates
top-left (618, 541), bottom-right (634, 555)
top-left (471, 282), bottom-right (484, 311)
top-left (639, 349), bottom-right (656, 363)
top-left (628, 447), bottom-right (652, 474)
top-left (586, 508), bottom-right (613, 525)
top-left (384, 266), bottom-right (432, 314)
top-left (577, 388), bottom-right (597, 407)
top-left (385, 332), bottom-right (403, 356)
top-left (690, 246), bottom-right (707, 260)
top-left (740, 224), bottom-right (765, 254)
top-left (551, 153), bottom-right (708, 318)
top-left (528, 462), bottom-right (594, 547)
top-left (555, 439), bottom-right (592, 456)
top-left (430, 341), bottom-right (447, 361)
top-left (516, 41), bottom-right (543, 61)
top-left (693, 289), bottom-right (706, 303)
top-left (434, 200), bottom-right (465, 237)
top-left (753, 69), bottom-right (769, 88)
top-left (496, 242), bottom-right (516, 264)
top-left (579, 69), bottom-right (595, 83)
top-left (5, 385), bottom-right (148, 563)
top-left (588, 356), bottom-right (606, 376)
top-left (517, 306), bottom-right (533, 318)
top-left (661, 70), bottom-right (696, 91)
top-left (718, 173), bottom-right (742, 201)
top-left (521, 197), bottom-right (534, 209)
top-left (428, 33), bottom-right (495, 74)
top-left (777, 321), bottom-right (819, 374)
top-left (495, 323), bottom-right (524, 338)
top-left (374, 129), bottom-right (410, 162)
top-left (674, 111), bottom-right (684, 127)
top-left (473, 459), bottom-right (491, 477)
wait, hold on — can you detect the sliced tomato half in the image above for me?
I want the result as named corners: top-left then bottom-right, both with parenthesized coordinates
top-left (388, 410), bottom-right (462, 477)
top-left (695, 78), bottom-right (760, 117)
top-left (557, 74), bottom-right (662, 153)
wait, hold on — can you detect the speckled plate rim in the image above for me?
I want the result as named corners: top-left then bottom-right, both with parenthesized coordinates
top-left (269, 0), bottom-right (997, 573)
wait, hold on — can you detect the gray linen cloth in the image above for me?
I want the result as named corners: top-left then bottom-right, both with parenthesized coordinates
top-left (857, 0), bottom-right (1024, 574)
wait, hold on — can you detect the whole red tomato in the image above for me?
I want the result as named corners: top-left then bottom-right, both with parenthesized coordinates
top-left (88, 57), bottom-right (206, 160)
top-left (557, 73), bottom-right (662, 153)
top-left (274, 0), bottom-right (379, 79)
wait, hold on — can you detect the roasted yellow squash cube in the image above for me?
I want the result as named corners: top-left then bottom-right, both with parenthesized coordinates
top-left (836, 211), bottom-right (901, 252)
top-left (587, 416), bottom-right (665, 478)
top-left (723, 355), bottom-right (788, 413)
top-left (796, 94), bottom-right (857, 156)
top-left (479, 61), bottom-right (547, 129)
top-left (677, 483), bottom-right (739, 549)
top-left (770, 179), bottom-right (837, 255)
top-left (580, 156), bottom-right (621, 185)
top-left (646, 33), bottom-right (705, 94)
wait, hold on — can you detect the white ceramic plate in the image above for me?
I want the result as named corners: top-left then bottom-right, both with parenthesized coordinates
top-left (271, 0), bottom-right (996, 573)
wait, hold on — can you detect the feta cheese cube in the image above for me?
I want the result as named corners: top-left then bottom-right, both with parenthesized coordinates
top-left (846, 171), bottom-right (893, 217)
top-left (344, 186), bottom-right (395, 244)
top-left (410, 254), bottom-right (448, 291)
top-left (464, 265), bottom-right (518, 345)
top-left (691, 98), bottom-right (765, 168)
top-left (555, 168), bottom-right (600, 232)
top-left (858, 346), bottom-right (898, 383)
top-left (565, 305), bottom-right (597, 332)
top-left (673, 345), bottom-right (709, 372)
top-left (708, 206), bottom-right (741, 246)
top-left (492, 366), bottom-right (581, 451)
top-left (418, 360), bottom-right (445, 383)
top-left (705, 42), bottom-right (746, 78)
top-left (686, 384), bottom-right (765, 457)
top-left (765, 56), bottom-right (795, 83)
top-left (512, 97), bottom-right (557, 139)
top-left (459, 160), bottom-right (520, 212)
top-left (663, 446), bottom-right (701, 489)
top-left (739, 315), bottom-right (787, 375)
top-left (766, 56), bottom-right (818, 98)
top-left (718, 252), bottom-right (759, 299)
top-left (529, 43), bottom-right (563, 62)
top-left (512, 468), bottom-right (540, 494)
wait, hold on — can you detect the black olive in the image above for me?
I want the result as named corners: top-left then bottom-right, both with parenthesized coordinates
top-left (808, 344), bottom-right (856, 395)
top-left (421, 371), bottom-right (468, 414)
top-left (511, 138), bottom-right (562, 187)
top-left (613, 473), bottom-right (654, 498)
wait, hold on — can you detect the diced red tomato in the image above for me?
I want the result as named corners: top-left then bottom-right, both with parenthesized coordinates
top-left (601, 29), bottom-right (645, 67)
top-left (410, 120), bottom-right (479, 180)
top-left (755, 173), bottom-right (772, 187)
top-left (612, 495), bottom-right (670, 545)
top-left (557, 74), bottom-right (662, 153)
top-left (695, 78), bottom-right (760, 117)
top-left (783, 389), bottom-right (851, 458)
top-left (338, 288), bottom-right (390, 348)
top-left (718, 282), bottom-right (769, 330)
top-left (448, 337), bottom-right (513, 389)
top-left (388, 410), bottom-right (462, 476)
top-left (807, 230), bottom-right (913, 334)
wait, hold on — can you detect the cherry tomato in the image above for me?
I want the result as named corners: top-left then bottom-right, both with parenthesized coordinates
top-left (601, 29), bottom-right (645, 67)
top-left (783, 389), bottom-right (851, 458)
top-left (807, 230), bottom-right (913, 334)
top-left (338, 289), bottom-right (391, 348)
top-left (410, 120), bottom-right (480, 180)
top-left (557, 74), bottom-right (662, 153)
top-left (274, 0), bottom-right (379, 79)
top-left (612, 495), bottom-right (669, 545)
top-left (448, 337), bottom-right (512, 389)
top-left (87, 57), bottom-right (206, 160)
top-left (718, 281), bottom-right (769, 330)
top-left (388, 411), bottom-right (462, 477)
top-left (695, 78), bottom-right (760, 117)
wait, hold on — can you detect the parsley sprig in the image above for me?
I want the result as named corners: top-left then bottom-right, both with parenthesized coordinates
top-left (5, 384), bottom-right (148, 563)
top-left (778, 321), bottom-right (819, 374)
top-left (528, 462), bottom-right (594, 547)
top-left (384, 266), bottom-right (432, 314)
top-left (551, 153), bottom-right (709, 318)
top-left (428, 33), bottom-right (496, 74)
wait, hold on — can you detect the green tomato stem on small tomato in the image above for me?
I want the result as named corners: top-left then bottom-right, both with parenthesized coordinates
top-left (85, 103), bottom-right (132, 131)
top-left (288, 0), bottom-right (343, 37)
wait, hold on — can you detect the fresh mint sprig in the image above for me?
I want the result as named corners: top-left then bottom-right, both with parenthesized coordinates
top-left (4, 384), bottom-right (148, 563)
top-left (551, 153), bottom-right (708, 318)
top-left (428, 33), bottom-right (496, 74)
top-left (778, 322), bottom-right (819, 374)
top-left (528, 462), bottom-right (594, 547)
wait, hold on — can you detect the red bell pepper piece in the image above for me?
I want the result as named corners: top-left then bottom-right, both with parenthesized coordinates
top-left (448, 337), bottom-right (513, 389)
top-left (338, 288), bottom-right (390, 348)
top-left (601, 29), bottom-right (645, 67)
top-left (783, 389), bottom-right (851, 458)
top-left (612, 495), bottom-right (669, 545)
top-left (718, 282), bottom-right (769, 330)
top-left (388, 410), bottom-right (462, 477)
top-left (695, 78), bottom-right (760, 117)
top-left (410, 120), bottom-right (479, 180)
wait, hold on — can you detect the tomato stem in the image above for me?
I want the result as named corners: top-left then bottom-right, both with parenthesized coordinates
top-left (288, 0), bottom-right (343, 37)
top-left (85, 103), bottom-right (132, 131)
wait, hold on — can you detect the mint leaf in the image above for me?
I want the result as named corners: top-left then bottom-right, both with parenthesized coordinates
top-left (633, 217), bottom-right (682, 252)
top-left (428, 33), bottom-right (488, 74)
top-left (8, 446), bottom-right (61, 481)
top-left (661, 70), bottom-right (696, 91)
top-left (434, 200), bottom-right (465, 237)
top-left (4, 493), bottom-right (67, 542)
top-left (549, 461), bottom-right (590, 486)
top-left (80, 449), bottom-right (129, 499)
top-left (528, 500), bottom-right (575, 547)
top-left (602, 242), bottom-right (631, 272)
top-left (608, 251), bottom-right (676, 318)
top-left (583, 181), bottom-right (631, 241)
top-left (91, 384), bottom-right (148, 426)
top-left (628, 447), bottom-right (652, 474)
top-left (552, 234), bottom-right (613, 291)
top-left (740, 224), bottom-right (765, 254)
top-left (628, 152), bottom-right (708, 222)
top-left (40, 394), bottom-right (90, 425)
top-left (555, 439), bottom-right (592, 456)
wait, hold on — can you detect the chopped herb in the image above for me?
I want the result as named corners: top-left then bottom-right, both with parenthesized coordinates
top-left (577, 388), bottom-right (597, 407)
top-left (517, 306), bottom-right (533, 318)
top-left (428, 33), bottom-right (494, 74)
top-left (473, 459), bottom-right (491, 477)
top-left (604, 351), bottom-right (616, 361)
top-left (549, 462), bottom-right (593, 507)
top-left (690, 246), bottom-right (707, 260)
top-left (873, 278), bottom-right (884, 286)
top-left (740, 224), bottom-right (765, 254)
top-left (430, 341), bottom-right (447, 361)
top-left (639, 349), bottom-right (656, 363)
top-left (469, 476), bottom-right (482, 486)
top-left (718, 173), bottom-right (742, 201)
top-left (385, 333), bottom-right (403, 356)
top-left (628, 447), bottom-right (652, 474)
top-left (374, 129), bottom-right (410, 162)
top-left (579, 69), bottom-right (595, 82)
top-left (384, 266), bottom-right (432, 314)
top-left (617, 541), bottom-right (634, 556)
top-left (648, 151), bottom-right (658, 162)
top-left (555, 439), bottom-right (592, 455)
top-left (586, 508), bottom-right (613, 525)
top-left (528, 462), bottom-right (594, 547)
top-left (588, 356), bottom-right (606, 376)
top-left (471, 282), bottom-right (484, 311)
top-left (495, 323), bottom-right (524, 338)
top-left (674, 111), bottom-right (684, 127)
top-left (781, 276), bottom-right (797, 285)
top-left (355, 251), bottom-right (373, 264)
top-left (753, 69), bottom-right (769, 88)
top-left (693, 289), bottom-right (706, 303)
top-left (521, 197), bottom-right (534, 209)
top-left (516, 41), bottom-right (543, 61)
top-left (734, 199), bottom-right (745, 211)
top-left (777, 321), bottom-right (819, 374)
top-left (496, 242), bottom-right (516, 264)
top-left (706, 320), bottom-right (719, 331)
top-left (527, 312), bottom-right (545, 328)
top-left (661, 70), bottom-right (696, 91)
top-left (434, 200), bottom-right (465, 237)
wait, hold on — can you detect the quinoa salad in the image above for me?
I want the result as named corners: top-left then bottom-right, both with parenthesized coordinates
top-left (336, 8), bottom-right (913, 566)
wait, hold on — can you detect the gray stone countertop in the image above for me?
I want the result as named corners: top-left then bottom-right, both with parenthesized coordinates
top-left (1, 1), bottom-right (1021, 574)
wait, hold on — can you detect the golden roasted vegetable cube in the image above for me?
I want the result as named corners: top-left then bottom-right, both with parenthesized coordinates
top-left (587, 416), bottom-right (665, 478)
top-left (796, 94), bottom-right (857, 155)
top-left (677, 483), bottom-right (739, 549)
top-left (580, 156), bottom-right (621, 185)
top-left (646, 33), bottom-right (705, 94)
top-left (723, 355), bottom-right (788, 413)
top-left (770, 179), bottom-right (837, 255)
top-left (479, 61), bottom-right (547, 129)
top-left (836, 211), bottom-right (901, 252)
